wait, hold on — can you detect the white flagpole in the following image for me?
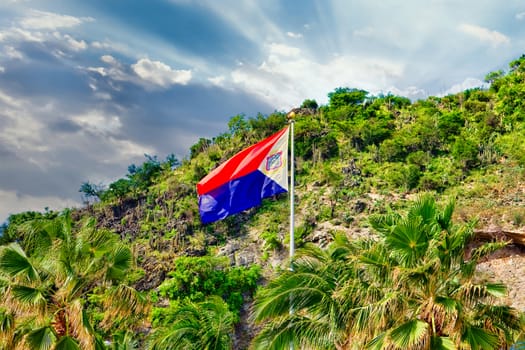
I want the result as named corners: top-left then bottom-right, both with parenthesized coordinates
top-left (287, 112), bottom-right (295, 350)
top-left (289, 115), bottom-right (295, 263)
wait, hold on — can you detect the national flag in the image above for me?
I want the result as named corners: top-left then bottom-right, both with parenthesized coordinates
top-left (197, 127), bottom-right (289, 224)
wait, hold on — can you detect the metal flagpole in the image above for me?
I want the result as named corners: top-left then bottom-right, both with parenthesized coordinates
top-left (289, 114), bottom-right (295, 263)
top-left (287, 111), bottom-right (295, 350)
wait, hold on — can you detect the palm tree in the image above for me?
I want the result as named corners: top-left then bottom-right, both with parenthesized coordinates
top-left (251, 234), bottom-right (368, 349)
top-left (363, 195), bottom-right (523, 349)
top-left (0, 211), bottom-right (149, 349)
top-left (147, 296), bottom-right (235, 350)
top-left (251, 196), bottom-right (524, 349)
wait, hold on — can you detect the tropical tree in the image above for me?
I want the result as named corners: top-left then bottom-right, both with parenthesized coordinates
top-left (361, 196), bottom-right (523, 349)
top-left (0, 211), bottom-right (149, 349)
top-left (251, 196), bottom-right (524, 349)
top-left (148, 296), bottom-right (235, 350)
top-left (251, 234), bottom-right (366, 349)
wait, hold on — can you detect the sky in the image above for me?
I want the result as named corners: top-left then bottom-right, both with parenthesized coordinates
top-left (0, 0), bottom-right (524, 223)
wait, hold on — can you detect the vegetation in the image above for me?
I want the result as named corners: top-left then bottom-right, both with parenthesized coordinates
top-left (0, 211), bottom-right (148, 349)
top-left (3, 55), bottom-right (525, 348)
top-left (252, 196), bottom-right (524, 349)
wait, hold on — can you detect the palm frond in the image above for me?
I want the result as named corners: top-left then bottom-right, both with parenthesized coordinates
top-left (54, 335), bottom-right (81, 350)
top-left (436, 199), bottom-right (455, 230)
top-left (407, 194), bottom-right (437, 226)
top-left (0, 308), bottom-right (15, 333)
top-left (252, 314), bottom-right (336, 350)
top-left (386, 217), bottom-right (428, 267)
top-left (0, 243), bottom-right (39, 282)
top-left (25, 326), bottom-right (56, 350)
top-left (101, 285), bottom-right (150, 329)
top-left (369, 213), bottom-right (401, 236)
top-left (461, 325), bottom-right (499, 350)
top-left (106, 245), bottom-right (133, 281)
top-left (469, 241), bottom-right (509, 263)
top-left (389, 319), bottom-right (429, 348)
top-left (66, 299), bottom-right (93, 349)
top-left (251, 270), bottom-right (335, 322)
top-left (429, 335), bottom-right (456, 350)
top-left (11, 285), bottom-right (47, 310)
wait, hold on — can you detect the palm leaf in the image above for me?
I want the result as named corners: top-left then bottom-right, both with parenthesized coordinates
top-left (469, 241), bottom-right (509, 263)
top-left (365, 331), bottom-right (387, 350)
top-left (26, 326), bottom-right (56, 350)
top-left (407, 194), bottom-right (437, 226)
top-left (436, 199), bottom-right (455, 230)
top-left (484, 282), bottom-right (507, 298)
top-left (252, 314), bottom-right (335, 350)
top-left (0, 308), bottom-right (14, 333)
top-left (54, 335), bottom-right (81, 350)
top-left (84, 226), bottom-right (118, 257)
top-left (94, 335), bottom-right (107, 350)
top-left (0, 243), bottom-right (39, 281)
top-left (106, 245), bottom-right (132, 281)
top-left (251, 271), bottom-right (333, 322)
top-left (386, 217), bottom-right (428, 267)
top-left (389, 319), bottom-right (429, 348)
top-left (369, 213), bottom-right (401, 235)
top-left (102, 285), bottom-right (149, 329)
top-left (11, 285), bottom-right (47, 308)
top-left (429, 335), bottom-right (455, 350)
top-left (461, 326), bottom-right (499, 350)
top-left (111, 331), bottom-right (139, 350)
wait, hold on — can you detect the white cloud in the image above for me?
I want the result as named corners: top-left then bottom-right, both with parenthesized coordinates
top-left (0, 89), bottom-right (22, 107)
top-left (72, 111), bottom-right (122, 135)
top-left (101, 55), bottom-right (117, 64)
top-left (0, 66), bottom-right (4, 73)
top-left (86, 55), bottom-right (128, 82)
top-left (516, 12), bottom-right (525, 20)
top-left (440, 77), bottom-right (486, 96)
top-left (286, 31), bottom-right (302, 39)
top-left (459, 23), bottom-right (510, 46)
top-left (107, 139), bottom-right (155, 160)
top-left (387, 86), bottom-right (427, 100)
top-left (0, 189), bottom-right (80, 223)
top-left (208, 75), bottom-right (225, 86)
top-left (268, 43), bottom-right (301, 57)
top-left (4, 45), bottom-right (23, 59)
top-left (0, 28), bottom-right (45, 43)
top-left (20, 10), bottom-right (93, 30)
top-left (0, 90), bottom-right (47, 153)
top-left (87, 67), bottom-right (106, 76)
top-left (232, 52), bottom-right (404, 109)
top-left (63, 34), bottom-right (87, 51)
top-left (131, 58), bottom-right (192, 87)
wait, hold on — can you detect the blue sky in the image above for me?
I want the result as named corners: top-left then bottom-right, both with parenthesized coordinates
top-left (0, 0), bottom-right (524, 222)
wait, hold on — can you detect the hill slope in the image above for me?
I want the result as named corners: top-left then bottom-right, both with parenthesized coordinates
top-left (3, 54), bottom-right (525, 347)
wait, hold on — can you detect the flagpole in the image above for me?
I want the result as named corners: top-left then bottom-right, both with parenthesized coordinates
top-left (288, 113), bottom-right (295, 263)
top-left (287, 111), bottom-right (295, 350)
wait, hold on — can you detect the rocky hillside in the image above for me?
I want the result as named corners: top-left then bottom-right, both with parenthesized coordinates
top-left (3, 54), bottom-right (525, 347)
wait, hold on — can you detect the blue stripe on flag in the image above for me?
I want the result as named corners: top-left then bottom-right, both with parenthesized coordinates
top-left (198, 170), bottom-right (286, 224)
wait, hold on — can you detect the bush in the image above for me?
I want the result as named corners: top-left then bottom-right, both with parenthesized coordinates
top-left (157, 256), bottom-right (261, 313)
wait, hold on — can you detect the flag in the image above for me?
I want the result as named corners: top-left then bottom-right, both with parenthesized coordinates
top-left (197, 127), bottom-right (289, 224)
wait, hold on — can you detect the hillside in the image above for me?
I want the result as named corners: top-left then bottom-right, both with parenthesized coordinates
top-left (2, 55), bottom-right (525, 348)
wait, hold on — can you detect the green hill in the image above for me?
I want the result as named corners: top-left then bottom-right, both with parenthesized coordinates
top-left (2, 55), bottom-right (525, 348)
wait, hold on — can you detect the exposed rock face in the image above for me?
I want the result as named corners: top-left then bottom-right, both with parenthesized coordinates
top-left (477, 244), bottom-right (525, 311)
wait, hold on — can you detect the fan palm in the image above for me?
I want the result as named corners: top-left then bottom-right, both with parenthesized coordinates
top-left (362, 195), bottom-right (524, 349)
top-left (148, 296), bottom-right (235, 350)
top-left (0, 211), bottom-right (149, 349)
top-left (251, 234), bottom-right (369, 349)
top-left (251, 195), bottom-right (524, 349)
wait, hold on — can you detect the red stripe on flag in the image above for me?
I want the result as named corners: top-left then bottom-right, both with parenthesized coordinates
top-left (196, 127), bottom-right (289, 195)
